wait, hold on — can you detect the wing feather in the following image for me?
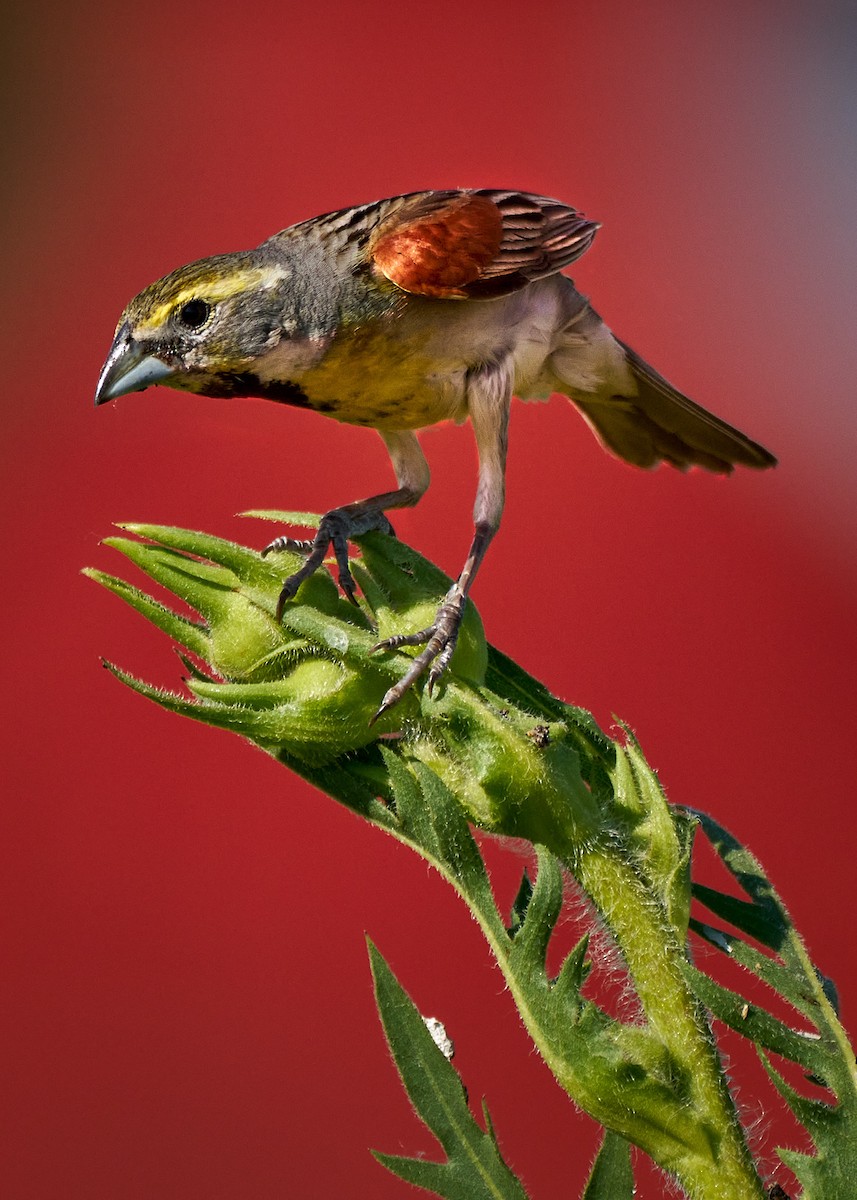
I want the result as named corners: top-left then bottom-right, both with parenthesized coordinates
top-left (370, 189), bottom-right (599, 299)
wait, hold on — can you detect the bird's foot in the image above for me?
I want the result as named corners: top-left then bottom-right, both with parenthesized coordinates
top-left (262, 507), bottom-right (394, 618)
top-left (370, 584), bottom-right (466, 722)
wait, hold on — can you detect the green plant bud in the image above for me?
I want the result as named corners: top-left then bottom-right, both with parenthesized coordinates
top-left (87, 522), bottom-right (450, 763)
top-left (354, 533), bottom-right (488, 686)
top-left (407, 684), bottom-right (604, 852)
top-left (99, 542), bottom-right (297, 682)
top-left (187, 654), bottom-right (417, 764)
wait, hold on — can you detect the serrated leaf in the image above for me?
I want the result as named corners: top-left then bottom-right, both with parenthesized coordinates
top-left (688, 811), bottom-right (857, 1193)
top-left (760, 1050), bottom-right (857, 1197)
top-left (692, 882), bottom-right (786, 951)
top-left (682, 962), bottom-right (826, 1076)
top-left (580, 1131), bottom-right (634, 1199)
top-left (369, 942), bottom-right (530, 1200)
top-left (690, 916), bottom-right (825, 1023)
top-left (508, 848), bottom-right (564, 971)
top-left (688, 811), bottom-right (788, 949)
top-left (552, 933), bottom-right (592, 1010)
top-left (383, 754), bottom-right (497, 920)
top-left (819, 972), bottom-right (841, 1018)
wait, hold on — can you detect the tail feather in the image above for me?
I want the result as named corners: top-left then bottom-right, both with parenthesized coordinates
top-left (554, 319), bottom-right (777, 474)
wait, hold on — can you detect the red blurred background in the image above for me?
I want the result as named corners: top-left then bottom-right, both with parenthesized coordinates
top-left (3, 1), bottom-right (855, 1195)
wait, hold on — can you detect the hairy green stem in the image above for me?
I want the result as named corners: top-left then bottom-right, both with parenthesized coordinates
top-left (572, 844), bottom-right (764, 1199)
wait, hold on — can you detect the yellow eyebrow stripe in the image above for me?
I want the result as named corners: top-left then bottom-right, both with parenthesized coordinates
top-left (136, 265), bottom-right (289, 336)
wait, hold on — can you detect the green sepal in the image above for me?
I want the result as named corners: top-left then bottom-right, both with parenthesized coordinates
top-left (410, 683), bottom-right (603, 851)
top-left (102, 534), bottom-right (287, 680)
top-left (175, 650), bottom-right (215, 683)
top-left (117, 521), bottom-right (283, 589)
top-left (241, 508), bottom-right (321, 529)
top-left (353, 533), bottom-right (487, 686)
top-left (117, 520), bottom-right (373, 629)
top-left (104, 534), bottom-right (243, 614)
top-left (101, 661), bottom-right (223, 723)
top-left (483, 643), bottom-right (614, 767)
top-left (82, 568), bottom-right (210, 660)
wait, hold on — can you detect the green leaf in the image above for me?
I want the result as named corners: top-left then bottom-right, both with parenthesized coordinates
top-left (761, 1051), bottom-right (857, 1198)
top-left (689, 811), bottom-right (857, 1192)
top-left (383, 753), bottom-right (498, 924)
top-left (580, 1131), bottom-right (634, 1199)
top-left (682, 962), bottom-right (827, 1076)
top-left (551, 933), bottom-right (592, 1011)
top-left (508, 848), bottom-right (564, 972)
top-left (368, 941), bottom-right (530, 1200)
top-left (688, 810), bottom-right (788, 950)
top-left (690, 916), bottom-right (828, 1024)
top-left (691, 883), bottom-right (786, 952)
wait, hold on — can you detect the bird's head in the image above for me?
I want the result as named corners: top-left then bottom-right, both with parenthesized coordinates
top-left (95, 251), bottom-right (306, 405)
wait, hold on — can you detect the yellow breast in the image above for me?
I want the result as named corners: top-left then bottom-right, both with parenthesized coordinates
top-left (299, 322), bottom-right (468, 430)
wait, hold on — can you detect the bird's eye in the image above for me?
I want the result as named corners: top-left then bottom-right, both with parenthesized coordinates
top-left (176, 298), bottom-right (211, 329)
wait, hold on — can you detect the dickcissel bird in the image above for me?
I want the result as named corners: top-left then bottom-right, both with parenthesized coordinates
top-left (96, 188), bottom-right (776, 717)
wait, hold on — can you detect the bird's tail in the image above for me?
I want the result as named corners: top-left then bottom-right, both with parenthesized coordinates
top-left (550, 314), bottom-right (777, 474)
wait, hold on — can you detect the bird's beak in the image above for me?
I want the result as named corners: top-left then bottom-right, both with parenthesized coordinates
top-left (95, 326), bottom-right (174, 405)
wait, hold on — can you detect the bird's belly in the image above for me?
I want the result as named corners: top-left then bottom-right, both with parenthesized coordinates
top-left (298, 328), bottom-right (469, 430)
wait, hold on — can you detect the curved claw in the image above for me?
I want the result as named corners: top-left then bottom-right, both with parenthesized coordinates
top-left (370, 589), bottom-right (465, 721)
top-left (275, 573), bottom-right (304, 621)
top-left (266, 507), bottom-right (397, 619)
top-left (426, 637), bottom-right (458, 693)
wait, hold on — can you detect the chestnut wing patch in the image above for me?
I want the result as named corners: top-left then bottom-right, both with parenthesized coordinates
top-left (370, 193), bottom-right (503, 299)
top-left (370, 189), bottom-right (599, 300)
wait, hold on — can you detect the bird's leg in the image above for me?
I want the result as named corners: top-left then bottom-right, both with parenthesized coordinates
top-left (263, 429), bottom-right (430, 617)
top-left (372, 361), bottom-right (512, 719)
